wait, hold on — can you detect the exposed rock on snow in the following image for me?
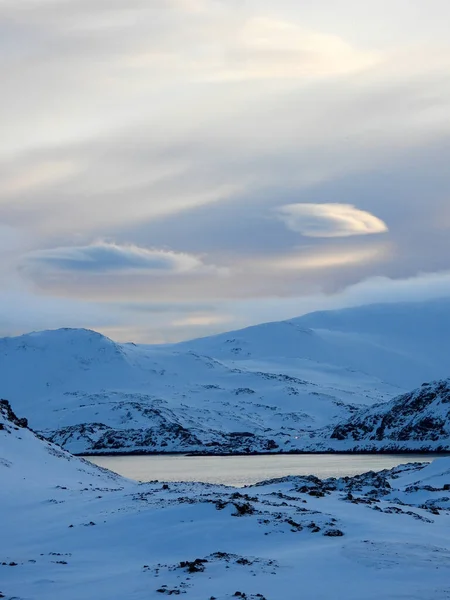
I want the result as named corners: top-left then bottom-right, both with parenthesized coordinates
top-left (0, 399), bottom-right (28, 430)
top-left (330, 380), bottom-right (450, 450)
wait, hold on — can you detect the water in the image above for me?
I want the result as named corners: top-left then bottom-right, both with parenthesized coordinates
top-left (82, 453), bottom-right (444, 487)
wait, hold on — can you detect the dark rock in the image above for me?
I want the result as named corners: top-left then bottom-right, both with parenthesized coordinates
top-left (331, 379), bottom-right (450, 445)
top-left (178, 558), bottom-right (208, 573)
top-left (232, 502), bottom-right (255, 517)
top-left (0, 399), bottom-right (28, 429)
top-left (323, 529), bottom-right (344, 537)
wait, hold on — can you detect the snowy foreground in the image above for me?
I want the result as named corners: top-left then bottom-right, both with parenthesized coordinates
top-left (1, 299), bottom-right (450, 454)
top-left (2, 402), bottom-right (450, 600)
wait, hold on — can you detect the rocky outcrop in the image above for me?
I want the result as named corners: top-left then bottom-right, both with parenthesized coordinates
top-left (330, 380), bottom-right (450, 449)
top-left (0, 399), bottom-right (28, 431)
top-left (45, 421), bottom-right (280, 455)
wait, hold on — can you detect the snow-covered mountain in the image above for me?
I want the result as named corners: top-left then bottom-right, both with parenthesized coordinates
top-left (0, 299), bottom-right (449, 454)
top-left (181, 298), bottom-right (450, 388)
top-left (328, 379), bottom-right (450, 451)
top-left (3, 400), bottom-right (450, 600)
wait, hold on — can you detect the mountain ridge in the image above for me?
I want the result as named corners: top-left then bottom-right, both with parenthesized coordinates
top-left (1, 299), bottom-right (449, 454)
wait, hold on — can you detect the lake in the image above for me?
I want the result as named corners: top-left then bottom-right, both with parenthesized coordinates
top-left (82, 453), bottom-right (444, 487)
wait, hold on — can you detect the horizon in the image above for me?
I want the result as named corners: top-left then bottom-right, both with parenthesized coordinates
top-left (1, 0), bottom-right (450, 342)
top-left (3, 294), bottom-right (450, 344)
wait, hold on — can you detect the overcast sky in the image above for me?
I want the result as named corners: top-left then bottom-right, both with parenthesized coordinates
top-left (1, 0), bottom-right (450, 342)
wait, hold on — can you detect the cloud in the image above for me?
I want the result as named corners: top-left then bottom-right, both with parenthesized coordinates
top-left (221, 270), bottom-right (450, 331)
top-left (324, 271), bottom-right (450, 309)
top-left (24, 242), bottom-right (220, 275)
top-left (0, 288), bottom-right (120, 338)
top-left (1, 160), bottom-right (78, 195)
top-left (0, 226), bottom-right (27, 254)
top-left (125, 16), bottom-right (379, 81)
top-left (1, 2), bottom-right (448, 240)
top-left (95, 270), bottom-right (450, 343)
top-left (266, 244), bottom-right (388, 271)
top-left (214, 17), bottom-right (379, 81)
top-left (171, 314), bottom-right (231, 327)
top-left (277, 203), bottom-right (388, 238)
top-left (0, 0), bottom-right (450, 341)
top-left (3, 268), bottom-right (450, 343)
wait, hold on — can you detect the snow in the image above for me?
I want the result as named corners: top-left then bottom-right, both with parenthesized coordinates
top-left (2, 401), bottom-right (450, 600)
top-left (1, 299), bottom-right (449, 454)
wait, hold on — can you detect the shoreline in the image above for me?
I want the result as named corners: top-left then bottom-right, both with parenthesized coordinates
top-left (78, 449), bottom-right (450, 458)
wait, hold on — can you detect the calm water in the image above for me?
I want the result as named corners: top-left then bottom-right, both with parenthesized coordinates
top-left (82, 453), bottom-right (445, 487)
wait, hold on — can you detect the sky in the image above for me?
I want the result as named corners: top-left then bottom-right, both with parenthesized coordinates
top-left (1, 0), bottom-right (450, 342)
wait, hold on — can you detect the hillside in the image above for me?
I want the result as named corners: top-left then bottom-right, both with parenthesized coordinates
top-left (180, 298), bottom-right (450, 388)
top-left (0, 299), bottom-right (449, 454)
top-left (3, 400), bottom-right (450, 599)
top-left (328, 380), bottom-right (450, 451)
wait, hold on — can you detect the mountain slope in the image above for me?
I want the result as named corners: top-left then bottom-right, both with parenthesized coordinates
top-left (329, 379), bottom-right (450, 451)
top-left (1, 299), bottom-right (450, 454)
top-left (3, 401), bottom-right (450, 600)
top-left (179, 298), bottom-right (450, 388)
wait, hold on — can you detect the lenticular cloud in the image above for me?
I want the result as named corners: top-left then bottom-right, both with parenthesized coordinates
top-left (277, 203), bottom-right (388, 238)
top-left (25, 242), bottom-right (212, 275)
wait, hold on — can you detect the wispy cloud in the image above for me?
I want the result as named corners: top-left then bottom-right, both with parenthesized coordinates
top-left (124, 16), bottom-right (379, 81)
top-left (24, 242), bottom-right (221, 275)
top-left (1, 159), bottom-right (79, 196)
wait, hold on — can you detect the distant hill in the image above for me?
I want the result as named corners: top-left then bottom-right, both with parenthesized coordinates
top-left (179, 298), bottom-right (450, 388)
